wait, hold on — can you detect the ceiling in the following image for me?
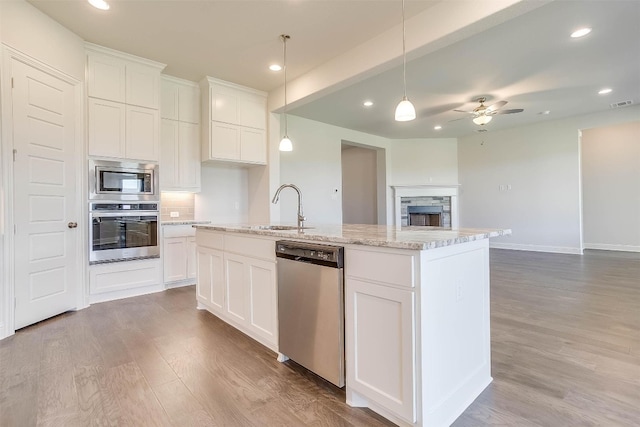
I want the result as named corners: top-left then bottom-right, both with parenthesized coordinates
top-left (28, 0), bottom-right (640, 139)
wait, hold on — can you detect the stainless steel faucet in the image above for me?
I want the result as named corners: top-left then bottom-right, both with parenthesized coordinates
top-left (272, 184), bottom-right (306, 228)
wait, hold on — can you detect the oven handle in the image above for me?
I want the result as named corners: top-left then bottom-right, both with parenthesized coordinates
top-left (90, 212), bottom-right (159, 218)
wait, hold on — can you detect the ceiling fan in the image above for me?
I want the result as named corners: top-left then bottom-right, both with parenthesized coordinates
top-left (451, 97), bottom-right (523, 125)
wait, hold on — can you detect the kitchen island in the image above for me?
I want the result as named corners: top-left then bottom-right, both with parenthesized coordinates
top-left (193, 224), bottom-right (510, 427)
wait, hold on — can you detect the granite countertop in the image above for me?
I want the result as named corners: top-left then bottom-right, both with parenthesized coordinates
top-left (161, 220), bottom-right (211, 226)
top-left (193, 223), bottom-right (511, 250)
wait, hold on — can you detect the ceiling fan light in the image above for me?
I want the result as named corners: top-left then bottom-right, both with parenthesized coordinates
top-left (473, 115), bottom-right (492, 125)
top-left (279, 136), bottom-right (293, 152)
top-left (395, 97), bottom-right (416, 121)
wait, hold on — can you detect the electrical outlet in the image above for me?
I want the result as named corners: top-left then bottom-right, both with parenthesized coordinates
top-left (499, 185), bottom-right (505, 191)
top-left (170, 211), bottom-right (179, 218)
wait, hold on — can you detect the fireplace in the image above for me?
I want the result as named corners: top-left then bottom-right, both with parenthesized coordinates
top-left (392, 185), bottom-right (460, 229)
top-left (407, 205), bottom-right (443, 226)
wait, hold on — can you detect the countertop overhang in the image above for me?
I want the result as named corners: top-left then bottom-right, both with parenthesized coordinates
top-left (193, 223), bottom-right (511, 250)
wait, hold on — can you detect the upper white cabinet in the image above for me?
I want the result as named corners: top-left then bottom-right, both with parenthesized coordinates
top-left (161, 76), bottom-right (200, 124)
top-left (86, 43), bottom-right (165, 161)
top-left (160, 76), bottom-right (201, 192)
top-left (201, 77), bottom-right (267, 166)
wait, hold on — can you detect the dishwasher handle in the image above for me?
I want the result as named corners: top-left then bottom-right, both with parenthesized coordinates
top-left (276, 240), bottom-right (344, 268)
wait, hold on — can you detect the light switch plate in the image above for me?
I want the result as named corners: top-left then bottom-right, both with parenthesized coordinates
top-left (170, 211), bottom-right (179, 218)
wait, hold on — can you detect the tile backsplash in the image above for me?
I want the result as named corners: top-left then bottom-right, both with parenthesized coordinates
top-left (161, 192), bottom-right (195, 221)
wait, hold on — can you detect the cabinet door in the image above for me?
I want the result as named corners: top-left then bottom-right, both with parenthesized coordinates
top-left (163, 237), bottom-right (187, 283)
top-left (187, 237), bottom-right (197, 279)
top-left (239, 96), bottom-right (266, 129)
top-left (246, 257), bottom-right (277, 346)
top-left (211, 90), bottom-right (238, 124)
top-left (126, 105), bottom-right (159, 161)
top-left (160, 119), bottom-right (179, 189)
top-left (178, 122), bottom-right (201, 190)
top-left (88, 98), bottom-right (126, 158)
top-left (196, 247), bottom-right (224, 313)
top-left (87, 52), bottom-right (126, 103)
top-left (224, 253), bottom-right (247, 323)
top-left (210, 122), bottom-right (240, 160)
top-left (346, 279), bottom-right (416, 423)
top-left (240, 128), bottom-right (266, 164)
top-left (126, 63), bottom-right (160, 109)
top-left (179, 84), bottom-right (200, 124)
top-left (161, 79), bottom-right (179, 120)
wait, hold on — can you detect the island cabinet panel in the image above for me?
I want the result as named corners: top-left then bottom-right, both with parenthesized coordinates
top-left (163, 237), bottom-right (188, 282)
top-left (196, 246), bottom-right (224, 314)
top-left (195, 230), bottom-right (277, 350)
top-left (186, 237), bottom-right (197, 279)
top-left (346, 278), bottom-right (416, 424)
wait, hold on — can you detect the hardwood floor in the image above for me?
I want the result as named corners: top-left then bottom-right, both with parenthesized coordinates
top-left (1, 249), bottom-right (638, 426)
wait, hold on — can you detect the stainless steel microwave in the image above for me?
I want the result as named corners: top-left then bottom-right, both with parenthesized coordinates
top-left (89, 159), bottom-right (158, 201)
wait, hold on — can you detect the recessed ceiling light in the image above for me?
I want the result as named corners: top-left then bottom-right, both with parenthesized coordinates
top-left (571, 27), bottom-right (591, 38)
top-left (598, 88), bottom-right (612, 95)
top-left (88, 0), bottom-right (110, 10)
top-left (363, 101), bottom-right (373, 107)
top-left (434, 125), bottom-right (442, 130)
top-left (269, 64), bottom-right (282, 71)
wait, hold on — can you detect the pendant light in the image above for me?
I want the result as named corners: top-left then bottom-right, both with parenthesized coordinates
top-left (394, 0), bottom-right (416, 122)
top-left (279, 34), bottom-right (293, 151)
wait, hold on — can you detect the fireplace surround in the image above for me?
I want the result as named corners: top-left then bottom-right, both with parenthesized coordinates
top-left (392, 184), bottom-right (460, 229)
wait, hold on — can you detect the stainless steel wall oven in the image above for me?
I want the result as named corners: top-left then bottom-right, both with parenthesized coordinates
top-left (89, 159), bottom-right (158, 201)
top-left (89, 202), bottom-right (159, 264)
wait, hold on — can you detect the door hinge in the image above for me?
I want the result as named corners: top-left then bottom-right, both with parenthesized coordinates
top-left (11, 77), bottom-right (14, 89)
top-left (13, 149), bottom-right (17, 162)
top-left (14, 224), bottom-right (17, 235)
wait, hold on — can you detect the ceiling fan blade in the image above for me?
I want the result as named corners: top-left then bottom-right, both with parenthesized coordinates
top-left (448, 116), bottom-right (470, 122)
top-left (494, 108), bottom-right (524, 115)
top-left (485, 100), bottom-right (508, 113)
top-left (453, 109), bottom-right (475, 114)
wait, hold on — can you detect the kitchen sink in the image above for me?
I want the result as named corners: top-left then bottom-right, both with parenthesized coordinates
top-left (241, 225), bottom-right (313, 231)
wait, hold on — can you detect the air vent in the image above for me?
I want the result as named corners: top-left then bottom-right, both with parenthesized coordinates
top-left (476, 129), bottom-right (488, 133)
top-left (610, 100), bottom-right (633, 109)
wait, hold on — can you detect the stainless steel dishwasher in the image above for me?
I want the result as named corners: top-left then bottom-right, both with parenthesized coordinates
top-left (276, 240), bottom-right (345, 387)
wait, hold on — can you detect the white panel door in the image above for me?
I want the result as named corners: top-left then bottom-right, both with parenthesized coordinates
top-left (163, 237), bottom-right (187, 282)
top-left (125, 63), bottom-right (160, 109)
top-left (87, 52), bottom-right (126, 103)
top-left (87, 98), bottom-right (126, 158)
top-left (210, 122), bottom-right (240, 160)
top-left (11, 59), bottom-right (79, 329)
top-left (179, 84), bottom-right (200, 124)
top-left (247, 258), bottom-right (277, 345)
top-left (186, 237), bottom-right (197, 279)
top-left (224, 254), bottom-right (247, 322)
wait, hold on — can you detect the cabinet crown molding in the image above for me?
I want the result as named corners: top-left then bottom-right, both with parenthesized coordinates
top-left (202, 76), bottom-right (267, 97)
top-left (85, 42), bottom-right (167, 71)
top-left (161, 74), bottom-right (199, 88)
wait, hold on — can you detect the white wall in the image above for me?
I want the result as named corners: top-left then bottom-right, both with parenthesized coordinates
top-left (195, 164), bottom-right (249, 223)
top-left (458, 105), bottom-right (640, 254)
top-left (0, 1), bottom-right (85, 81)
top-left (582, 121), bottom-right (640, 251)
top-left (278, 116), bottom-right (460, 225)
top-left (277, 115), bottom-right (390, 225)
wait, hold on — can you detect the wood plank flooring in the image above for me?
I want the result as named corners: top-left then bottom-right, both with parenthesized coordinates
top-left (1, 249), bottom-right (639, 426)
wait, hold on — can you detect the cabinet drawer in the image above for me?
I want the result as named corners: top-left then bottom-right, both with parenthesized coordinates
top-left (197, 231), bottom-right (224, 250)
top-left (345, 248), bottom-right (416, 288)
top-left (224, 234), bottom-right (275, 261)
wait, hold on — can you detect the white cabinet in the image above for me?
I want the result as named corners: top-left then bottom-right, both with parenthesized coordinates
top-left (160, 77), bottom-right (201, 191)
top-left (86, 43), bottom-right (165, 162)
top-left (201, 77), bottom-right (267, 166)
top-left (162, 225), bottom-right (197, 288)
top-left (346, 279), bottom-right (416, 424)
top-left (195, 230), bottom-right (278, 350)
top-left (89, 258), bottom-right (163, 304)
top-left (345, 247), bottom-right (417, 425)
top-left (88, 100), bottom-right (158, 161)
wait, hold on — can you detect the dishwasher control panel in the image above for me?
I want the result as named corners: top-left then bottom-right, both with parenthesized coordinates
top-left (276, 241), bottom-right (344, 267)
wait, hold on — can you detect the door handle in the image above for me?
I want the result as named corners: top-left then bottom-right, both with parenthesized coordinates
top-left (68, 222), bottom-right (78, 229)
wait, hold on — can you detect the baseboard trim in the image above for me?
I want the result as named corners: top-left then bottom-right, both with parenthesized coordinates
top-left (584, 243), bottom-right (640, 253)
top-left (490, 242), bottom-right (582, 255)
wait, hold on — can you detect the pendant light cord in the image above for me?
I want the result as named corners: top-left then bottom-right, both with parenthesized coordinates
top-left (402, 0), bottom-right (407, 98)
top-left (282, 34), bottom-right (289, 135)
